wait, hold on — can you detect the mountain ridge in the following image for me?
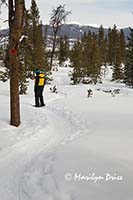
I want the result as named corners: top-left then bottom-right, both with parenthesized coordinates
top-left (42, 23), bottom-right (130, 40)
top-left (0, 23), bottom-right (131, 45)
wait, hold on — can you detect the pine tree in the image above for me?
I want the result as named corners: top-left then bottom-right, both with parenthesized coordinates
top-left (19, 11), bottom-right (31, 94)
top-left (119, 29), bottom-right (126, 64)
top-left (124, 28), bottom-right (133, 87)
top-left (98, 25), bottom-right (107, 66)
top-left (88, 35), bottom-right (101, 83)
top-left (107, 27), bottom-right (113, 65)
top-left (70, 31), bottom-right (101, 84)
top-left (107, 25), bottom-right (118, 65)
top-left (81, 32), bottom-right (101, 84)
top-left (81, 31), bottom-right (92, 77)
top-left (21, 10), bottom-right (34, 73)
top-left (19, 62), bottom-right (29, 94)
top-left (30, 0), bottom-right (40, 68)
top-left (19, 0), bottom-right (49, 94)
top-left (70, 40), bottom-right (83, 84)
top-left (112, 30), bottom-right (126, 81)
top-left (112, 34), bottom-right (123, 81)
top-left (27, 1), bottom-right (49, 71)
top-left (0, 45), bottom-right (10, 82)
top-left (0, 44), bottom-right (10, 82)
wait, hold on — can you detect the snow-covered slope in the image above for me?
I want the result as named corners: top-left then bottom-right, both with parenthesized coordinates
top-left (0, 66), bottom-right (133, 200)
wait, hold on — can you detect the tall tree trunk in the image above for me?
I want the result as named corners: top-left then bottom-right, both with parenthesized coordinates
top-left (8, 0), bottom-right (25, 127)
top-left (50, 31), bottom-right (57, 69)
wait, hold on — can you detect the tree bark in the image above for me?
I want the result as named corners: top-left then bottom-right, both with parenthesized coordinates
top-left (50, 29), bottom-right (58, 69)
top-left (8, 0), bottom-right (25, 127)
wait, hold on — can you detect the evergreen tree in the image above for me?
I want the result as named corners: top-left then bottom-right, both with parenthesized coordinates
top-left (19, 0), bottom-right (49, 94)
top-left (81, 32), bottom-right (101, 83)
top-left (112, 29), bottom-right (126, 81)
top-left (19, 11), bottom-right (31, 94)
top-left (30, 0), bottom-right (47, 70)
top-left (0, 46), bottom-right (10, 82)
top-left (107, 27), bottom-right (112, 64)
top-left (30, 0), bottom-right (42, 68)
top-left (98, 25), bottom-right (107, 65)
top-left (19, 62), bottom-right (29, 94)
top-left (0, 44), bottom-right (10, 82)
top-left (112, 34), bottom-right (123, 81)
top-left (124, 28), bottom-right (133, 87)
top-left (82, 31), bottom-right (93, 78)
top-left (107, 25), bottom-right (118, 65)
top-left (119, 29), bottom-right (126, 64)
top-left (88, 35), bottom-right (101, 83)
top-left (70, 31), bottom-right (101, 84)
top-left (22, 10), bottom-right (35, 73)
top-left (70, 40), bottom-right (83, 84)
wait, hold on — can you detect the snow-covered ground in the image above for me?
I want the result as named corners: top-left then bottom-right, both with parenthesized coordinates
top-left (0, 66), bottom-right (133, 200)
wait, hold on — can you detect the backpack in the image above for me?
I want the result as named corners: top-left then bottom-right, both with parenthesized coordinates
top-left (38, 73), bottom-right (45, 86)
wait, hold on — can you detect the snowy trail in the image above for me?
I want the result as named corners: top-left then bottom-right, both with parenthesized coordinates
top-left (0, 94), bottom-right (90, 200)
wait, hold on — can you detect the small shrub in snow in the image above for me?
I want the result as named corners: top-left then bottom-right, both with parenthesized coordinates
top-left (111, 89), bottom-right (120, 97)
top-left (87, 89), bottom-right (93, 97)
top-left (50, 85), bottom-right (58, 93)
top-left (103, 89), bottom-right (112, 93)
top-left (0, 71), bottom-right (9, 82)
top-left (113, 89), bottom-right (120, 94)
top-left (111, 91), bottom-right (115, 97)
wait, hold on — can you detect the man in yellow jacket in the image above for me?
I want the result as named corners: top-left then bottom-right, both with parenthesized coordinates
top-left (34, 69), bottom-right (45, 107)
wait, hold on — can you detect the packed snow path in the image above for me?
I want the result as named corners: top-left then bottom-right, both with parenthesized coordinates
top-left (0, 66), bottom-right (133, 200)
top-left (0, 98), bottom-right (89, 200)
top-left (0, 67), bottom-right (90, 200)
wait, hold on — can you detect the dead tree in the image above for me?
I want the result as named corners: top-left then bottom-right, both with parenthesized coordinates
top-left (49, 4), bottom-right (71, 69)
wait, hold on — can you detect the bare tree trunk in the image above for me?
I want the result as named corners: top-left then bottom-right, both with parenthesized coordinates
top-left (8, 0), bottom-right (25, 127)
top-left (49, 5), bottom-right (71, 70)
top-left (50, 30), bottom-right (57, 69)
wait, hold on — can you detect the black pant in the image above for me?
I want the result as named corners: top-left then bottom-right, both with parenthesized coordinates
top-left (34, 86), bottom-right (44, 107)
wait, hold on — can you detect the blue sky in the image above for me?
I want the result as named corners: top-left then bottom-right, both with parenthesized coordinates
top-left (0, 0), bottom-right (133, 28)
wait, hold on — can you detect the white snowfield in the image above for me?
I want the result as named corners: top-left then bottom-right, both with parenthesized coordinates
top-left (0, 66), bottom-right (133, 200)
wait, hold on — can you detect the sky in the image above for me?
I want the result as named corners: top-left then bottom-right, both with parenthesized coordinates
top-left (0, 0), bottom-right (133, 28)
